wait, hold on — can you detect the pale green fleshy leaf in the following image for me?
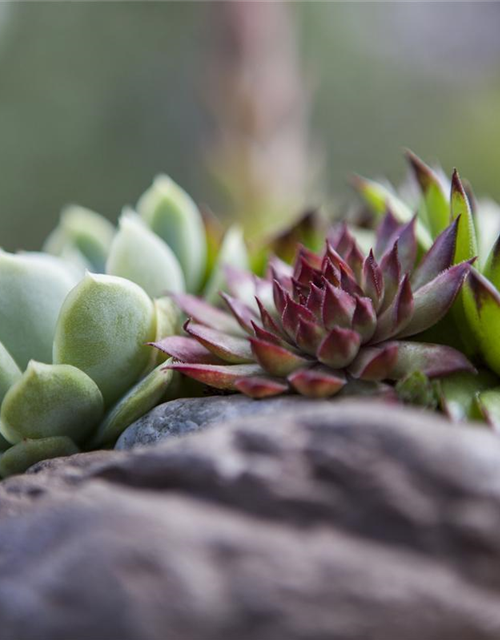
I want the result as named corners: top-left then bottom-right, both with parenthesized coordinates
top-left (0, 251), bottom-right (80, 369)
top-left (203, 225), bottom-right (249, 304)
top-left (353, 176), bottom-right (432, 249)
top-left (44, 205), bottom-right (115, 273)
top-left (471, 388), bottom-right (500, 431)
top-left (475, 199), bottom-right (500, 267)
top-left (90, 361), bottom-right (174, 447)
top-left (451, 171), bottom-right (478, 264)
top-left (147, 297), bottom-right (180, 368)
top-left (0, 341), bottom-right (22, 405)
top-left (106, 210), bottom-right (185, 299)
top-left (0, 361), bottom-right (103, 444)
top-left (0, 436), bottom-right (79, 478)
top-left (53, 273), bottom-right (156, 406)
top-left (438, 370), bottom-right (499, 422)
top-left (463, 270), bottom-right (500, 375)
top-left (138, 175), bottom-right (207, 293)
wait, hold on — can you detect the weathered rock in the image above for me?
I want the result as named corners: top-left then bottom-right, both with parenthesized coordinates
top-left (116, 395), bottom-right (317, 449)
top-left (0, 399), bottom-right (500, 639)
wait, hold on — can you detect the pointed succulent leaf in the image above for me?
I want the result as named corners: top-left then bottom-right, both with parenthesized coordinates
top-left (352, 296), bottom-right (377, 342)
top-left (250, 338), bottom-right (309, 376)
top-left (411, 218), bottom-right (459, 290)
top-left (352, 175), bottom-right (432, 248)
top-left (137, 175), bottom-right (207, 293)
top-left (90, 361), bottom-right (174, 447)
top-left (53, 273), bottom-right (156, 406)
top-left (288, 366), bottom-right (346, 398)
top-left (295, 318), bottom-right (325, 355)
top-left (351, 175), bottom-right (413, 223)
top-left (166, 362), bottom-right (263, 391)
top-left (389, 341), bottom-right (474, 380)
top-left (0, 342), bottom-right (22, 405)
top-left (151, 336), bottom-right (224, 364)
top-left (305, 282), bottom-right (325, 318)
top-left (203, 225), bottom-right (249, 303)
top-left (380, 242), bottom-right (401, 311)
top-left (293, 255), bottom-right (321, 286)
top-left (483, 234), bottom-right (500, 291)
top-left (393, 217), bottom-right (417, 274)
top-left (471, 389), bottom-right (500, 431)
top-left (272, 280), bottom-right (289, 316)
top-left (362, 251), bottom-right (384, 311)
top-left (252, 322), bottom-right (285, 346)
top-left (0, 251), bottom-right (80, 369)
top-left (339, 263), bottom-right (363, 297)
top-left (0, 437), bottom-right (80, 479)
top-left (348, 344), bottom-right (399, 381)
top-left (221, 292), bottom-right (256, 334)
top-left (256, 297), bottom-right (287, 338)
top-left (374, 208), bottom-right (401, 259)
top-left (43, 204), bottom-right (115, 273)
top-left (172, 293), bottom-right (244, 336)
top-left (345, 241), bottom-right (364, 281)
top-left (330, 223), bottom-right (354, 257)
top-left (406, 150), bottom-right (449, 238)
top-left (463, 270), bottom-right (500, 376)
top-left (439, 370), bottom-right (499, 422)
top-left (184, 320), bottom-right (254, 364)
top-left (317, 327), bottom-right (361, 369)
top-left (397, 261), bottom-right (472, 338)
top-left (106, 211), bottom-right (185, 298)
top-left (282, 295), bottom-right (316, 339)
top-left (371, 275), bottom-right (413, 343)
top-left (451, 169), bottom-right (478, 264)
top-left (0, 361), bottom-right (104, 445)
top-left (234, 376), bottom-right (289, 399)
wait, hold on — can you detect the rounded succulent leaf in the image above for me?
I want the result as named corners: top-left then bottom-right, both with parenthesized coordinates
top-left (106, 211), bottom-right (185, 299)
top-left (0, 436), bottom-right (79, 478)
top-left (0, 362), bottom-right (104, 444)
top-left (137, 175), bottom-right (206, 293)
top-left (90, 361), bottom-right (174, 447)
top-left (53, 273), bottom-right (156, 406)
top-left (0, 251), bottom-right (80, 369)
top-left (44, 205), bottom-right (115, 273)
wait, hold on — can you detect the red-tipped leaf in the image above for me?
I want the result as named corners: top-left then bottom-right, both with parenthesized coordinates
top-left (288, 366), bottom-right (346, 398)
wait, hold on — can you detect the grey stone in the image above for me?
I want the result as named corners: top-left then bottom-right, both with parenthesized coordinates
top-left (115, 394), bottom-right (317, 450)
top-left (0, 399), bottom-right (500, 639)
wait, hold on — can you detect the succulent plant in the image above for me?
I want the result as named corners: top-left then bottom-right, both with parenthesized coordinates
top-left (0, 259), bottom-right (177, 477)
top-left (45, 175), bottom-right (249, 301)
top-left (353, 151), bottom-right (500, 429)
top-left (0, 175), bottom-right (249, 477)
top-left (155, 212), bottom-right (474, 400)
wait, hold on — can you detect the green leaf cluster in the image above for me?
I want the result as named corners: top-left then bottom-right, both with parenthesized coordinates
top-left (0, 176), bottom-right (249, 477)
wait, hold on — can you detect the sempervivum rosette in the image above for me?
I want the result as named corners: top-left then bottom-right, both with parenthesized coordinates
top-left (154, 212), bottom-right (475, 399)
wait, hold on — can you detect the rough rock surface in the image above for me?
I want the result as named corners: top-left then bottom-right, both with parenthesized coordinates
top-left (116, 395), bottom-right (317, 449)
top-left (0, 399), bottom-right (500, 639)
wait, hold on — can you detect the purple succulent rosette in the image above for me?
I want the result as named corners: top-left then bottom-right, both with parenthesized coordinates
top-left (154, 213), bottom-right (474, 399)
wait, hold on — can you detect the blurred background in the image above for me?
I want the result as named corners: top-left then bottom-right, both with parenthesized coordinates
top-left (1, 1), bottom-right (500, 250)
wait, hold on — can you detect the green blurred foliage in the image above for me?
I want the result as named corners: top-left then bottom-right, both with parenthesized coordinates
top-left (1, 2), bottom-right (500, 250)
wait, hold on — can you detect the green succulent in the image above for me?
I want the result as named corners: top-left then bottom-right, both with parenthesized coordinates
top-left (0, 175), bottom-right (249, 477)
top-left (353, 151), bottom-right (500, 429)
top-left (44, 175), bottom-right (249, 301)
